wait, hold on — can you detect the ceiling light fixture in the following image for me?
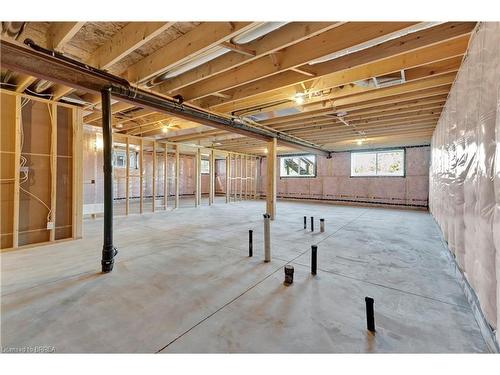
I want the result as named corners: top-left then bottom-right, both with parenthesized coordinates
top-left (293, 93), bottom-right (305, 105)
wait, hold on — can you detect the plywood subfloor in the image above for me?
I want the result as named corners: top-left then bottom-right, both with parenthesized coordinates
top-left (0, 200), bottom-right (489, 353)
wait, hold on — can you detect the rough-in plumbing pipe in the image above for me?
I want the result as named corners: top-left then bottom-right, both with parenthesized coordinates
top-left (263, 213), bottom-right (271, 262)
top-left (320, 218), bottom-right (325, 233)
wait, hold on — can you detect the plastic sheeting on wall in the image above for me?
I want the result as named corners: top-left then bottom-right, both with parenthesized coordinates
top-left (429, 22), bottom-right (500, 338)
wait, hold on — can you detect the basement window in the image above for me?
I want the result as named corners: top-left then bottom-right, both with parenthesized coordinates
top-left (113, 150), bottom-right (138, 169)
top-left (280, 154), bottom-right (316, 178)
top-left (201, 159), bottom-right (210, 174)
top-left (351, 149), bottom-right (405, 177)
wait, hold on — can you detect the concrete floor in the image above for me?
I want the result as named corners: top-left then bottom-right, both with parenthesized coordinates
top-left (1, 199), bottom-right (489, 353)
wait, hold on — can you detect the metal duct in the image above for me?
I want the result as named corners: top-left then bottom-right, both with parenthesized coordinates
top-left (1, 22), bottom-right (26, 39)
top-left (308, 22), bottom-right (444, 65)
top-left (146, 22), bottom-right (288, 87)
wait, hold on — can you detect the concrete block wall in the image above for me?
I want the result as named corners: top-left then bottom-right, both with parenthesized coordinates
top-left (258, 146), bottom-right (430, 207)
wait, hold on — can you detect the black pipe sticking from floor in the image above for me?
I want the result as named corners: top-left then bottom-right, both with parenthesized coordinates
top-left (101, 87), bottom-right (117, 273)
top-left (303, 216), bottom-right (307, 229)
top-left (365, 297), bottom-right (375, 332)
top-left (249, 230), bottom-right (253, 257)
top-left (310, 216), bottom-right (314, 232)
top-left (311, 245), bottom-right (317, 275)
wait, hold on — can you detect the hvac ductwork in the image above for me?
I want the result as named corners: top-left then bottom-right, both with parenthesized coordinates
top-left (145, 22), bottom-right (288, 88)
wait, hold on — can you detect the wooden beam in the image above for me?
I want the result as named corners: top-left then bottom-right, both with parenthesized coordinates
top-left (84, 102), bottom-right (136, 123)
top-left (47, 22), bottom-right (85, 51)
top-left (15, 74), bottom-right (37, 93)
top-left (91, 22), bottom-right (175, 70)
top-left (173, 22), bottom-right (417, 101)
top-left (220, 41), bottom-right (256, 57)
top-left (127, 22), bottom-right (259, 83)
top-left (51, 85), bottom-right (75, 101)
top-left (139, 138), bottom-right (144, 213)
top-left (156, 22), bottom-right (340, 93)
top-left (266, 138), bottom-right (277, 220)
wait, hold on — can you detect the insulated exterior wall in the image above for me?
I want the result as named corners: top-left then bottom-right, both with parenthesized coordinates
top-left (429, 22), bottom-right (500, 337)
top-left (259, 147), bottom-right (429, 207)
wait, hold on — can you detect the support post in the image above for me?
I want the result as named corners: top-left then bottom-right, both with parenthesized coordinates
top-left (125, 137), bottom-right (130, 215)
top-left (263, 213), bottom-right (271, 262)
top-left (139, 138), bottom-right (143, 214)
top-left (225, 154), bottom-right (230, 203)
top-left (175, 145), bottom-right (180, 209)
top-left (152, 141), bottom-right (156, 212)
top-left (239, 155), bottom-right (243, 200)
top-left (100, 87), bottom-right (117, 273)
top-left (163, 144), bottom-right (167, 210)
top-left (195, 148), bottom-right (201, 207)
top-left (311, 245), bottom-right (317, 275)
top-left (365, 297), bottom-right (375, 333)
top-left (209, 149), bottom-right (215, 205)
top-left (266, 138), bottom-right (277, 220)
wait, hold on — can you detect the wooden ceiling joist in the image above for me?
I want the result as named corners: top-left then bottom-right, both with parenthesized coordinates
top-left (172, 22), bottom-right (418, 101)
top-left (126, 22), bottom-right (261, 83)
top-left (47, 22), bottom-right (85, 51)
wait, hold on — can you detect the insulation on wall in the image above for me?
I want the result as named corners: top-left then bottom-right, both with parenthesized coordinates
top-left (260, 146), bottom-right (430, 207)
top-left (429, 22), bottom-right (500, 338)
top-left (0, 91), bottom-right (80, 250)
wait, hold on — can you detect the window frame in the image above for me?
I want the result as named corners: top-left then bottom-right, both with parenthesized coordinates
top-left (200, 159), bottom-right (210, 175)
top-left (350, 148), bottom-right (406, 178)
top-left (279, 154), bottom-right (317, 179)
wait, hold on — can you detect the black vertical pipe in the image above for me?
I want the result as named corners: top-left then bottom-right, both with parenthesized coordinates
top-left (365, 297), bottom-right (375, 332)
top-left (310, 216), bottom-right (314, 232)
top-left (311, 245), bottom-right (317, 275)
top-left (101, 87), bottom-right (117, 273)
top-left (303, 216), bottom-right (307, 229)
top-left (249, 230), bottom-right (253, 257)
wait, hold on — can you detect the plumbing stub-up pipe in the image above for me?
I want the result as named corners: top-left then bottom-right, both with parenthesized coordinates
top-left (284, 265), bottom-right (294, 285)
top-left (249, 230), bottom-right (253, 257)
top-left (311, 245), bottom-right (318, 275)
top-left (310, 216), bottom-right (314, 232)
top-left (320, 219), bottom-right (325, 233)
top-left (303, 216), bottom-right (307, 229)
top-left (263, 213), bottom-right (271, 262)
top-left (365, 297), bottom-right (376, 333)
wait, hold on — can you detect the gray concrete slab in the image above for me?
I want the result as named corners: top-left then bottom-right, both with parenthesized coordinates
top-left (0, 200), bottom-right (489, 353)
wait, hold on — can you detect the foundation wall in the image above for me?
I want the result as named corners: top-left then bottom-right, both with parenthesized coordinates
top-left (259, 146), bottom-right (430, 207)
top-left (429, 22), bottom-right (500, 340)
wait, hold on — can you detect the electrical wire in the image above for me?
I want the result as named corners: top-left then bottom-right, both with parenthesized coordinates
top-left (17, 97), bottom-right (53, 224)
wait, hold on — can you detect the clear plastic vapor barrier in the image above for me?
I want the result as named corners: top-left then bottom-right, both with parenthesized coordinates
top-left (429, 22), bottom-right (500, 339)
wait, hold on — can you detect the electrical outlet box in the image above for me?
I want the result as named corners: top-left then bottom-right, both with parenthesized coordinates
top-left (20, 166), bottom-right (29, 173)
top-left (46, 221), bottom-right (55, 230)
